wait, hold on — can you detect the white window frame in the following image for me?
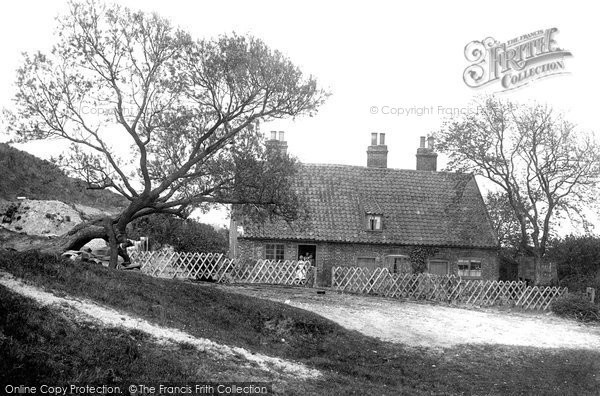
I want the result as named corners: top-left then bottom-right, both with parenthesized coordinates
top-left (457, 259), bottom-right (482, 278)
top-left (366, 214), bottom-right (382, 231)
top-left (265, 243), bottom-right (285, 260)
top-left (386, 255), bottom-right (410, 274)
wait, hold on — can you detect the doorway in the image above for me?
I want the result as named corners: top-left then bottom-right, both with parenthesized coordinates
top-left (298, 244), bottom-right (316, 265)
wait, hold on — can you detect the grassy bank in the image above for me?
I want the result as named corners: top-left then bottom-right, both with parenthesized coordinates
top-left (0, 285), bottom-right (325, 395)
top-left (1, 251), bottom-right (599, 395)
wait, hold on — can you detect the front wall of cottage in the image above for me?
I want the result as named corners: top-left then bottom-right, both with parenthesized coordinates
top-left (237, 238), bottom-right (499, 286)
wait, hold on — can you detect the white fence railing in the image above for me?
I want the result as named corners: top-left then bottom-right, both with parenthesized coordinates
top-left (332, 266), bottom-right (568, 310)
top-left (130, 251), bottom-right (314, 286)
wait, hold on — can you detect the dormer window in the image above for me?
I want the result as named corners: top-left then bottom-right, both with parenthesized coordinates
top-left (366, 214), bottom-right (382, 231)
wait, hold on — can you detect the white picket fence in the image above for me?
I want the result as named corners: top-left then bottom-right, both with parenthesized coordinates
top-left (332, 266), bottom-right (568, 310)
top-left (130, 251), bottom-right (314, 286)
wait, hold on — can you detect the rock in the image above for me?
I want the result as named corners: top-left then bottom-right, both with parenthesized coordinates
top-left (83, 238), bottom-right (108, 251)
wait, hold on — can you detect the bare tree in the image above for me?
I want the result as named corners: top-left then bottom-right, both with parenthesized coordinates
top-left (3, 0), bottom-right (328, 266)
top-left (436, 97), bottom-right (600, 283)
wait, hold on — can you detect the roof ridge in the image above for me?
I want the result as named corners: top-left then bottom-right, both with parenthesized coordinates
top-left (300, 162), bottom-right (473, 176)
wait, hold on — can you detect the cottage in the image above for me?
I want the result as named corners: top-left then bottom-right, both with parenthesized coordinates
top-left (234, 132), bottom-right (499, 285)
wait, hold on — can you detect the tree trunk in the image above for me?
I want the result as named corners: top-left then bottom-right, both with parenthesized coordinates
top-left (103, 217), bottom-right (120, 269)
top-left (532, 253), bottom-right (545, 285)
top-left (3, 193), bottom-right (141, 268)
top-left (2, 219), bottom-right (107, 254)
top-left (2, 216), bottom-right (130, 268)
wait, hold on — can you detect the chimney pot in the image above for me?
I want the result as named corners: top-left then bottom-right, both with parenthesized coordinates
top-left (379, 133), bottom-right (385, 145)
top-left (279, 131), bottom-right (285, 141)
top-left (427, 136), bottom-right (434, 149)
top-left (371, 132), bottom-right (378, 146)
top-left (420, 136), bottom-right (426, 148)
top-left (270, 130), bottom-right (277, 140)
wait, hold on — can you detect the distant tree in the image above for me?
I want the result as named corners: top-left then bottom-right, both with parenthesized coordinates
top-left (484, 191), bottom-right (521, 252)
top-left (3, 1), bottom-right (327, 267)
top-left (546, 235), bottom-right (600, 288)
top-left (436, 97), bottom-right (600, 283)
top-left (128, 214), bottom-right (228, 253)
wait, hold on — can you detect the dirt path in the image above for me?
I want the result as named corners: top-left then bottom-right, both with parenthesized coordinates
top-left (0, 271), bottom-right (320, 380)
top-left (219, 284), bottom-right (600, 350)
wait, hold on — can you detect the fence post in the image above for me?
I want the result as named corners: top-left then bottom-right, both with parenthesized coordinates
top-left (331, 267), bottom-right (336, 288)
top-left (313, 264), bottom-right (318, 288)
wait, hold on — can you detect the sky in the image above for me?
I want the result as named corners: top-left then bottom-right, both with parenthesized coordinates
top-left (0, 0), bottom-right (598, 228)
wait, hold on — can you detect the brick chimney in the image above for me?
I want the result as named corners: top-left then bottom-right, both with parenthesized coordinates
top-left (265, 130), bottom-right (288, 155)
top-left (367, 132), bottom-right (388, 168)
top-left (416, 135), bottom-right (437, 171)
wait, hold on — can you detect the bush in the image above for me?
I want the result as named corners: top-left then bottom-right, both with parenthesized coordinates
top-left (558, 275), bottom-right (600, 296)
top-left (546, 235), bottom-right (600, 291)
top-left (551, 293), bottom-right (599, 322)
top-left (128, 214), bottom-right (228, 253)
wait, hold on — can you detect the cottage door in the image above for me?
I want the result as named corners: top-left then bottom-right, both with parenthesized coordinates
top-left (297, 245), bottom-right (316, 266)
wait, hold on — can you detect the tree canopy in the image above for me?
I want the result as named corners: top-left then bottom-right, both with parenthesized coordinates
top-left (546, 235), bottom-right (600, 291)
top-left (483, 190), bottom-right (521, 252)
top-left (435, 97), bottom-right (600, 269)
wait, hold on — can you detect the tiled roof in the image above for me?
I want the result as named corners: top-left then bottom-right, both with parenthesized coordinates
top-left (242, 164), bottom-right (498, 248)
